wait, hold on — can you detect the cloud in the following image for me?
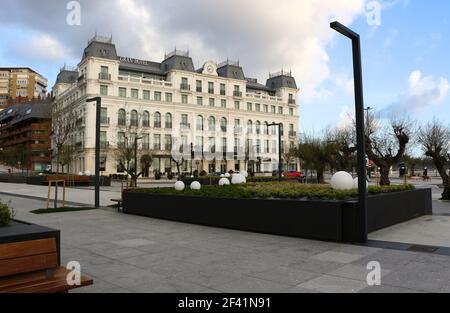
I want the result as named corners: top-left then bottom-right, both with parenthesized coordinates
top-left (381, 70), bottom-right (449, 117)
top-left (0, 0), bottom-right (368, 97)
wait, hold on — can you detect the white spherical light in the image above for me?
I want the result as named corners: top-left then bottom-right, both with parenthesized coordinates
top-left (225, 173), bottom-right (231, 178)
top-left (240, 170), bottom-right (249, 178)
top-left (219, 178), bottom-right (230, 186)
top-left (174, 181), bottom-right (185, 191)
top-left (78, 172), bottom-right (83, 176)
top-left (353, 177), bottom-right (369, 189)
top-left (220, 174), bottom-right (225, 178)
top-left (84, 170), bottom-right (91, 176)
top-left (231, 173), bottom-right (246, 185)
top-left (330, 171), bottom-right (354, 190)
top-left (190, 181), bottom-right (201, 190)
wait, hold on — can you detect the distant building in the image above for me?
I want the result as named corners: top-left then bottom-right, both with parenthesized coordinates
top-left (0, 68), bottom-right (48, 108)
top-left (52, 35), bottom-right (300, 176)
top-left (0, 99), bottom-right (52, 172)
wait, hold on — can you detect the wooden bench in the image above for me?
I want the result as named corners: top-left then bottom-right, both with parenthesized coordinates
top-left (111, 198), bottom-right (123, 212)
top-left (0, 238), bottom-right (93, 293)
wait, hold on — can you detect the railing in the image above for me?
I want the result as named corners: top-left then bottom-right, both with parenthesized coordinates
top-left (180, 84), bottom-right (191, 91)
top-left (234, 126), bottom-right (243, 134)
top-left (289, 131), bottom-right (297, 137)
top-left (288, 99), bottom-right (296, 105)
top-left (269, 70), bottom-right (292, 78)
top-left (208, 89), bottom-right (214, 94)
top-left (233, 91), bottom-right (243, 98)
top-left (77, 75), bottom-right (85, 83)
top-left (98, 73), bottom-right (111, 80)
top-left (180, 123), bottom-right (191, 130)
top-left (196, 87), bottom-right (202, 92)
top-left (101, 117), bottom-right (110, 125)
top-left (220, 90), bottom-right (226, 96)
top-left (100, 141), bottom-right (109, 149)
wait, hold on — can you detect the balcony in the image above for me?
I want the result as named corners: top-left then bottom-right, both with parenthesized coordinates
top-left (98, 73), bottom-right (112, 81)
top-left (233, 91), bottom-right (243, 98)
top-left (180, 84), bottom-right (191, 91)
top-left (100, 141), bottom-right (109, 149)
top-left (77, 74), bottom-right (86, 84)
top-left (101, 117), bottom-right (110, 125)
top-left (196, 87), bottom-right (202, 93)
top-left (220, 90), bottom-right (226, 96)
top-left (180, 123), bottom-right (191, 131)
top-left (234, 126), bottom-right (243, 134)
top-left (288, 99), bottom-right (296, 105)
top-left (289, 131), bottom-right (297, 137)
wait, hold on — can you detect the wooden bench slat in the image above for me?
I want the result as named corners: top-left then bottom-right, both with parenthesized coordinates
top-left (0, 268), bottom-right (93, 293)
top-left (0, 239), bottom-right (56, 261)
top-left (0, 253), bottom-right (58, 277)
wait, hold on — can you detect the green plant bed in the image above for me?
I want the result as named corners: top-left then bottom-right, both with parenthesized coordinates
top-left (30, 207), bottom-right (98, 214)
top-left (131, 182), bottom-right (415, 201)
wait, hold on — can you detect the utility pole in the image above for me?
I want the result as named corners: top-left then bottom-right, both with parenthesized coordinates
top-left (86, 97), bottom-right (102, 208)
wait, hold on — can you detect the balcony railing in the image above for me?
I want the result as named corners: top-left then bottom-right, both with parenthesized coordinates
top-left (208, 89), bottom-right (214, 94)
top-left (289, 131), bottom-right (297, 137)
top-left (180, 84), bottom-right (191, 91)
top-left (220, 90), bottom-right (226, 96)
top-left (180, 123), bottom-right (191, 130)
top-left (196, 87), bottom-right (202, 92)
top-left (101, 117), bottom-right (110, 125)
top-left (233, 91), bottom-right (243, 98)
top-left (98, 73), bottom-right (111, 80)
top-left (100, 141), bottom-right (109, 149)
top-left (288, 99), bottom-right (296, 105)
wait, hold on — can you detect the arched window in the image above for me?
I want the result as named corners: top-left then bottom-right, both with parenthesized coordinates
top-left (154, 112), bottom-right (161, 128)
top-left (256, 121), bottom-right (261, 135)
top-left (271, 122), bottom-right (277, 135)
top-left (196, 115), bottom-right (204, 131)
top-left (247, 120), bottom-right (253, 134)
top-left (142, 111), bottom-right (150, 127)
top-left (264, 121), bottom-right (269, 135)
top-left (130, 110), bottom-right (138, 127)
top-left (208, 116), bottom-right (216, 131)
top-left (118, 109), bottom-right (126, 126)
top-left (220, 117), bottom-right (227, 132)
top-left (165, 113), bottom-right (172, 129)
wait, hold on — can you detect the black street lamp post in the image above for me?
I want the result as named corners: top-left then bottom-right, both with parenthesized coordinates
top-left (86, 97), bottom-right (102, 208)
top-left (268, 122), bottom-right (283, 182)
top-left (330, 21), bottom-right (368, 243)
top-left (134, 136), bottom-right (143, 187)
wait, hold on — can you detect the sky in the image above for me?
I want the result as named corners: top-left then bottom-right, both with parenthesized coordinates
top-left (0, 0), bottom-right (449, 135)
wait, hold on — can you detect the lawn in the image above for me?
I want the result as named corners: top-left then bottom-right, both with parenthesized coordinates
top-left (131, 182), bottom-right (415, 201)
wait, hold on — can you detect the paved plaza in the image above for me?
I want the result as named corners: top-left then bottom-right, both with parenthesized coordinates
top-left (1, 181), bottom-right (450, 293)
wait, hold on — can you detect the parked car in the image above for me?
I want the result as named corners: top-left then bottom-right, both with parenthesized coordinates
top-left (282, 171), bottom-right (303, 178)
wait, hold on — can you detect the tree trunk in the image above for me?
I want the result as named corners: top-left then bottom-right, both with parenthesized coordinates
top-left (442, 176), bottom-right (450, 200)
top-left (317, 169), bottom-right (324, 184)
top-left (379, 166), bottom-right (391, 186)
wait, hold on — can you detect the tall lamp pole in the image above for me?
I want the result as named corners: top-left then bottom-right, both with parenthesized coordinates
top-left (87, 97), bottom-right (101, 208)
top-left (268, 123), bottom-right (282, 182)
top-left (330, 21), bottom-right (368, 243)
top-left (134, 136), bottom-right (143, 187)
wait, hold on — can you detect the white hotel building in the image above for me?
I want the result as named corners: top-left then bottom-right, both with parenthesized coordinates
top-left (52, 36), bottom-right (300, 176)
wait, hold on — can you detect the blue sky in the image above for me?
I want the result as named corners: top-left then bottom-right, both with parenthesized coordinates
top-left (0, 0), bottom-right (448, 134)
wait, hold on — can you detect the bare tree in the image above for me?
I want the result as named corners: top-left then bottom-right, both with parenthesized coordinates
top-left (365, 113), bottom-right (413, 185)
top-left (417, 120), bottom-right (450, 200)
top-left (326, 126), bottom-right (357, 172)
top-left (51, 108), bottom-right (76, 175)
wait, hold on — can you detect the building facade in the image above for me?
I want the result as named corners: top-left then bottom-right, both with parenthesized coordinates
top-left (52, 36), bottom-right (300, 176)
top-left (0, 99), bottom-right (52, 172)
top-left (0, 68), bottom-right (48, 108)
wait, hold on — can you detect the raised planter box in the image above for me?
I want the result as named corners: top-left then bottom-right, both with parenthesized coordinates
top-left (123, 188), bottom-right (432, 243)
top-left (0, 220), bottom-right (61, 264)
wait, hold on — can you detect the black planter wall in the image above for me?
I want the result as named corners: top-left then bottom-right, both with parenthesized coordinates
top-left (123, 188), bottom-right (432, 243)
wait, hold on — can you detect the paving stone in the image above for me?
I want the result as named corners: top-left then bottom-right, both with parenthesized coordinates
top-left (296, 275), bottom-right (368, 293)
top-left (211, 276), bottom-right (292, 293)
top-left (311, 251), bottom-right (364, 264)
top-left (328, 264), bottom-right (391, 282)
top-left (249, 266), bottom-right (320, 286)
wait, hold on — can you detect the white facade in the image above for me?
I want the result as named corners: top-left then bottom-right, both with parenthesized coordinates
top-left (52, 38), bottom-right (300, 176)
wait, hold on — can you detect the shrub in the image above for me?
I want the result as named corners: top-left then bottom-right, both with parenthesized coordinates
top-left (0, 200), bottom-right (14, 227)
top-left (131, 182), bottom-right (415, 201)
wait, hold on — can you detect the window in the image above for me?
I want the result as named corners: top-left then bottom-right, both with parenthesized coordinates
top-left (181, 114), bottom-right (189, 127)
top-left (265, 140), bottom-right (270, 153)
top-left (165, 113), bottom-right (172, 129)
top-left (130, 110), bottom-right (138, 127)
top-left (181, 95), bottom-right (188, 104)
top-left (154, 134), bottom-right (161, 150)
top-left (221, 99), bottom-right (226, 108)
top-left (222, 138), bottom-right (227, 154)
top-left (117, 132), bottom-right (126, 148)
top-left (220, 83), bottom-right (226, 96)
top-left (264, 122), bottom-right (269, 135)
top-left (181, 77), bottom-right (188, 90)
top-left (197, 96), bottom-right (203, 106)
top-left (289, 108), bottom-right (294, 116)
top-left (209, 98), bottom-right (215, 107)
top-left (154, 91), bottom-right (161, 101)
top-left (119, 87), bottom-right (127, 98)
top-left (263, 104), bottom-right (268, 113)
top-left (247, 103), bottom-right (252, 111)
top-left (280, 123), bottom-right (284, 136)
top-left (196, 80), bottom-right (202, 92)
top-left (208, 137), bottom-right (216, 153)
top-left (100, 131), bottom-right (107, 149)
top-left (208, 116), bottom-right (216, 131)
top-left (100, 66), bottom-right (109, 74)
top-left (100, 66), bottom-right (109, 80)
top-left (143, 90), bottom-right (150, 100)
top-left (247, 120), bottom-right (253, 134)
top-left (220, 117), bottom-right (227, 132)
top-left (100, 85), bottom-right (108, 96)
top-left (142, 111), bottom-right (150, 127)
top-left (118, 109), bottom-right (126, 126)
top-left (208, 82), bottom-right (214, 94)
top-left (256, 121), bottom-right (261, 135)
top-left (131, 89), bottom-right (139, 99)
top-left (154, 112), bottom-right (161, 128)
top-left (165, 93), bottom-right (173, 102)
top-left (142, 134), bottom-right (150, 150)
top-left (271, 105), bottom-right (276, 114)
top-left (278, 106), bottom-right (283, 115)
top-left (256, 103), bottom-right (261, 112)
top-left (101, 108), bottom-right (108, 124)
top-left (162, 135), bottom-right (171, 151)
top-left (234, 101), bottom-right (240, 110)
top-left (196, 115), bottom-right (204, 131)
